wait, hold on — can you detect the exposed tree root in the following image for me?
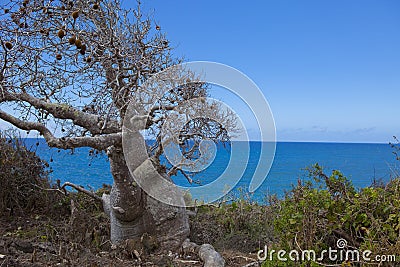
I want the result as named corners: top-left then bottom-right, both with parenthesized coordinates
top-left (183, 239), bottom-right (225, 267)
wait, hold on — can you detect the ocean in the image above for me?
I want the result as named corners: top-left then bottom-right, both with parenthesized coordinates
top-left (24, 139), bottom-right (399, 202)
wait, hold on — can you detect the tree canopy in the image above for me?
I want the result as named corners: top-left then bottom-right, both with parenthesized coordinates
top-left (0, 0), bottom-right (234, 183)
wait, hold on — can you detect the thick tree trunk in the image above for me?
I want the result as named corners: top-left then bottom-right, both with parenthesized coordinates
top-left (102, 146), bottom-right (190, 252)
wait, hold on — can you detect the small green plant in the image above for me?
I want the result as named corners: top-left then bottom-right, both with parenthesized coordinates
top-left (190, 190), bottom-right (276, 253)
top-left (0, 131), bottom-right (52, 216)
top-left (271, 163), bottom-right (400, 266)
top-left (390, 136), bottom-right (400, 161)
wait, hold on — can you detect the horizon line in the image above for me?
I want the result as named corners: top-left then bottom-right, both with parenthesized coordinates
top-left (17, 137), bottom-right (391, 145)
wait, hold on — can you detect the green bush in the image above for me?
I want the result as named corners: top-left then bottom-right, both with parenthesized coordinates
top-left (269, 164), bottom-right (400, 266)
top-left (0, 132), bottom-right (53, 216)
top-left (190, 192), bottom-right (276, 253)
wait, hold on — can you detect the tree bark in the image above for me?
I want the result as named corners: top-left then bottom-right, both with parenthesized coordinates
top-left (102, 146), bottom-right (190, 252)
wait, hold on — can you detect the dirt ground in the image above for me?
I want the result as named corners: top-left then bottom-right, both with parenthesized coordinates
top-left (0, 214), bottom-right (261, 267)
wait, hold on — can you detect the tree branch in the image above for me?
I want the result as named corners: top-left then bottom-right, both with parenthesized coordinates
top-left (1, 91), bottom-right (120, 135)
top-left (0, 110), bottom-right (121, 150)
top-left (60, 182), bottom-right (102, 202)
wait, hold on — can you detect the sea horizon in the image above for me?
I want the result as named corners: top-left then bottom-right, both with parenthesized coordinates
top-left (13, 138), bottom-right (398, 202)
top-left (13, 136), bottom-right (395, 145)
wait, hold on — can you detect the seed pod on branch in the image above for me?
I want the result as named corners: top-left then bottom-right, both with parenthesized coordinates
top-left (68, 36), bottom-right (76, 45)
top-left (75, 39), bottom-right (82, 49)
top-left (72, 10), bottom-right (79, 19)
top-left (5, 42), bottom-right (13, 50)
top-left (58, 29), bottom-right (66, 39)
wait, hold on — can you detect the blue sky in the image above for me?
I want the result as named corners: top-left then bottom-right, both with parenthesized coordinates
top-left (135, 0), bottom-right (400, 143)
top-left (1, 1), bottom-right (399, 143)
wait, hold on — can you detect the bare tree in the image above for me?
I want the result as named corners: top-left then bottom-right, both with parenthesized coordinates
top-left (0, 0), bottom-right (234, 255)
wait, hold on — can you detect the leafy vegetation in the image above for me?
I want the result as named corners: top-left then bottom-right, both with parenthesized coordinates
top-left (192, 163), bottom-right (400, 266)
top-left (190, 196), bottom-right (276, 253)
top-left (0, 131), bottom-right (58, 216)
top-left (266, 164), bottom-right (400, 266)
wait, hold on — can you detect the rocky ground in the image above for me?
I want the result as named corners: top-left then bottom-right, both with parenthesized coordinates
top-left (0, 204), bottom-right (262, 267)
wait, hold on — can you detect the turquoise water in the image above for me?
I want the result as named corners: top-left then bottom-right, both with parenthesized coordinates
top-left (25, 139), bottom-right (399, 200)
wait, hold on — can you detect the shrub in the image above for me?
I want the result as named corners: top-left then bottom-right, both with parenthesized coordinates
top-left (0, 132), bottom-right (53, 216)
top-left (269, 164), bottom-right (400, 266)
top-left (190, 190), bottom-right (276, 253)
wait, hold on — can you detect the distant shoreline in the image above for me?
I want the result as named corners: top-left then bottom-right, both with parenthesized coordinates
top-left (15, 137), bottom-right (391, 145)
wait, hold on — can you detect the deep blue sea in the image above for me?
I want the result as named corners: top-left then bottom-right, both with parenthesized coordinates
top-left (23, 139), bottom-right (399, 202)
